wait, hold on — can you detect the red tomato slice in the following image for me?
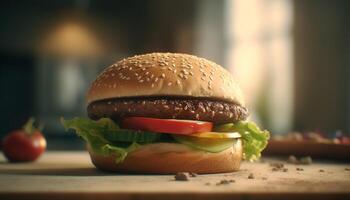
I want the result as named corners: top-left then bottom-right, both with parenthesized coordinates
top-left (121, 117), bottom-right (213, 135)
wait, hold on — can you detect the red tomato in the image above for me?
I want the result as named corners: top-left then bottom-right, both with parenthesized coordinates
top-left (121, 117), bottom-right (213, 135)
top-left (2, 118), bottom-right (46, 162)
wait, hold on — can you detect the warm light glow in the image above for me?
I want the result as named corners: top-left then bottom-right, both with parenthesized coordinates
top-left (225, 0), bottom-right (293, 133)
top-left (40, 22), bottom-right (103, 57)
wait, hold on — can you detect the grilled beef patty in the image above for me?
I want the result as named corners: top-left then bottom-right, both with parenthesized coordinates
top-left (87, 97), bottom-right (248, 125)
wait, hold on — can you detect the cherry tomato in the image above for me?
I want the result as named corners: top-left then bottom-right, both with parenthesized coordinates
top-left (121, 117), bottom-right (213, 135)
top-left (2, 118), bottom-right (46, 162)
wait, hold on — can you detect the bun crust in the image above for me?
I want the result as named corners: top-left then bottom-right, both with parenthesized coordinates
top-left (87, 53), bottom-right (245, 106)
top-left (87, 140), bottom-right (242, 174)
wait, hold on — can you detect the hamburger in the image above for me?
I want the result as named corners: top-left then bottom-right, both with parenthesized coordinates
top-left (62, 53), bottom-right (269, 174)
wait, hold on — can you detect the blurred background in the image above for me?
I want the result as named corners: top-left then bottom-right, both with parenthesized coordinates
top-left (0, 0), bottom-right (349, 150)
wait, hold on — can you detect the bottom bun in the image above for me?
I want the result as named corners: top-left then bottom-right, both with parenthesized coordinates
top-left (87, 139), bottom-right (242, 174)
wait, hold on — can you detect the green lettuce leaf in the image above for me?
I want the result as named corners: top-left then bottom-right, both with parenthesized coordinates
top-left (61, 117), bottom-right (141, 163)
top-left (214, 121), bottom-right (270, 161)
top-left (172, 135), bottom-right (237, 153)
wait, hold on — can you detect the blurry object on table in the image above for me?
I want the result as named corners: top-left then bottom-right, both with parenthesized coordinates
top-left (264, 130), bottom-right (350, 160)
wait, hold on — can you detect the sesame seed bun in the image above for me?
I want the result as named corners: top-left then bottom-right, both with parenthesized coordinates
top-left (87, 139), bottom-right (242, 174)
top-left (87, 53), bottom-right (245, 107)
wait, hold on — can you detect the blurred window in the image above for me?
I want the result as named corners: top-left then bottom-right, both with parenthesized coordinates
top-left (225, 0), bottom-right (294, 133)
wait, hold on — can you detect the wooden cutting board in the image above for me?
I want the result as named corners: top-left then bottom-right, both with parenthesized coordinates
top-left (0, 151), bottom-right (349, 200)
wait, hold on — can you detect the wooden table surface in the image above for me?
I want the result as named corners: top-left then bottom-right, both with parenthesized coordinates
top-left (0, 151), bottom-right (349, 200)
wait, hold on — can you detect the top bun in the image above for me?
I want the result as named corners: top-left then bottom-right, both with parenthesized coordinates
top-left (87, 53), bottom-right (245, 106)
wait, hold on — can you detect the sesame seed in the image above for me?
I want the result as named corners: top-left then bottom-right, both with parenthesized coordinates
top-left (168, 82), bottom-right (172, 86)
top-left (161, 73), bottom-right (165, 78)
top-left (176, 80), bottom-right (181, 85)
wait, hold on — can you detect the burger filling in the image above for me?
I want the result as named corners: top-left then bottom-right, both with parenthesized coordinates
top-left (87, 97), bottom-right (249, 125)
top-left (62, 98), bottom-right (269, 163)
